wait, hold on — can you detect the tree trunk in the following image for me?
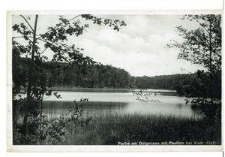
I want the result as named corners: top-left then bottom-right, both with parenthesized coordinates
top-left (209, 17), bottom-right (214, 104)
top-left (21, 15), bottom-right (38, 144)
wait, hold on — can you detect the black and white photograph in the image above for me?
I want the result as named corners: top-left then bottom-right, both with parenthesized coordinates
top-left (9, 11), bottom-right (222, 149)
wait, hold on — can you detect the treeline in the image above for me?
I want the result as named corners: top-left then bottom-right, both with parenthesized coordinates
top-left (44, 61), bottom-right (198, 94)
top-left (135, 72), bottom-right (221, 98)
top-left (14, 51), bottom-right (219, 97)
top-left (44, 61), bottom-right (135, 89)
top-left (134, 74), bottom-right (194, 90)
top-left (45, 61), bottom-right (221, 98)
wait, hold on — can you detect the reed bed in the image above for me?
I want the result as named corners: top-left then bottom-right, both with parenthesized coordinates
top-left (61, 113), bottom-right (221, 145)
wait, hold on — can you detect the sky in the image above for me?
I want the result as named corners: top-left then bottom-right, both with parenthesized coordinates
top-left (12, 14), bottom-right (205, 77)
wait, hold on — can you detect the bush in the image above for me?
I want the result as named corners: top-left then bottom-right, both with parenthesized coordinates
top-left (13, 98), bottom-right (88, 145)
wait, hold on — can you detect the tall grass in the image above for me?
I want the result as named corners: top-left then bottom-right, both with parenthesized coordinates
top-left (61, 113), bottom-right (221, 145)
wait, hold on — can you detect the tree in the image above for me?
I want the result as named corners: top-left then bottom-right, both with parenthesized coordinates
top-left (168, 14), bottom-right (222, 103)
top-left (12, 14), bottom-right (126, 144)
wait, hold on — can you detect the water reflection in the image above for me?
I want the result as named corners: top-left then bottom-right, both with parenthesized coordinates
top-left (43, 99), bottom-right (202, 119)
top-left (43, 101), bottom-right (128, 119)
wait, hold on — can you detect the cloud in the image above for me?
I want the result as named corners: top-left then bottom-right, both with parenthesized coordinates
top-left (75, 37), bottom-right (205, 76)
top-left (12, 14), bottom-right (205, 76)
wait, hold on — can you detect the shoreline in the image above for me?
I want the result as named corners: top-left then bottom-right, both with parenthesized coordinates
top-left (47, 87), bottom-right (178, 95)
top-left (48, 87), bottom-right (133, 93)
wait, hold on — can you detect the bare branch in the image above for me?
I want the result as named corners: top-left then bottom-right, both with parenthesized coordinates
top-left (12, 36), bottom-right (32, 39)
top-left (68, 14), bottom-right (81, 21)
top-left (40, 47), bottom-right (48, 54)
top-left (20, 15), bottom-right (34, 32)
top-left (12, 35), bottom-right (33, 42)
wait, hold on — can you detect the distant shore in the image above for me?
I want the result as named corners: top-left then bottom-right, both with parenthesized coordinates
top-left (47, 87), bottom-right (177, 95)
top-left (48, 87), bottom-right (133, 93)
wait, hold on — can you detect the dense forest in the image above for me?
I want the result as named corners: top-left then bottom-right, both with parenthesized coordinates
top-left (14, 49), bottom-right (221, 98)
top-left (14, 50), bottom-right (199, 95)
top-left (134, 74), bottom-right (194, 89)
top-left (45, 61), bottom-right (134, 89)
top-left (46, 61), bottom-right (197, 91)
top-left (46, 61), bottom-right (221, 98)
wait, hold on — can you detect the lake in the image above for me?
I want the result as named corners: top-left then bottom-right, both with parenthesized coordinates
top-left (42, 90), bottom-right (201, 119)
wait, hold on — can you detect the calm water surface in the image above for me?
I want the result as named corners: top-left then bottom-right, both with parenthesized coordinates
top-left (43, 91), bottom-right (201, 119)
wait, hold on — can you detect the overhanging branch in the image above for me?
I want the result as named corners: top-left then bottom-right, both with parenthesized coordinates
top-left (20, 15), bottom-right (35, 33)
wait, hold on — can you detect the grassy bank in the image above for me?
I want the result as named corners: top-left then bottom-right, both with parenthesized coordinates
top-left (61, 114), bottom-right (221, 145)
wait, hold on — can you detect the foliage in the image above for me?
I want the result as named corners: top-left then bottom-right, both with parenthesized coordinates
top-left (12, 14), bottom-right (126, 144)
top-left (13, 115), bottom-right (68, 145)
top-left (134, 74), bottom-right (194, 92)
top-left (12, 14), bottom-right (126, 98)
top-left (13, 99), bottom-right (88, 145)
top-left (168, 15), bottom-right (221, 72)
top-left (167, 14), bottom-right (222, 127)
top-left (16, 58), bottom-right (202, 92)
top-left (44, 61), bottom-right (134, 88)
top-left (168, 14), bottom-right (222, 101)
